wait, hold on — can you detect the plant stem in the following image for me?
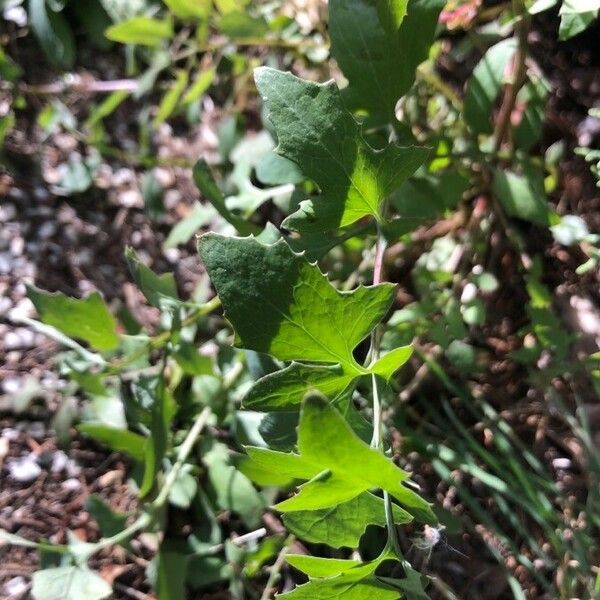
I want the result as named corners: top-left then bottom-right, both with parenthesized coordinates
top-left (368, 222), bottom-right (403, 557)
top-left (260, 535), bottom-right (294, 600)
top-left (108, 296), bottom-right (221, 373)
top-left (491, 0), bottom-right (529, 154)
top-left (154, 405), bottom-right (212, 507)
top-left (93, 406), bottom-right (212, 554)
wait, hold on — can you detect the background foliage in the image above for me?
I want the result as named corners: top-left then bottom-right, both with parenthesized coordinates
top-left (0, 0), bottom-right (599, 598)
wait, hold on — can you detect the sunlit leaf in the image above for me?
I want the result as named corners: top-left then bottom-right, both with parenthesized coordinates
top-left (242, 395), bottom-right (434, 522)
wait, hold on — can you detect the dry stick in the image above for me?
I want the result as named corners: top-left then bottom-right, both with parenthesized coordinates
top-left (491, 0), bottom-right (530, 155)
top-left (487, 0), bottom-right (533, 267)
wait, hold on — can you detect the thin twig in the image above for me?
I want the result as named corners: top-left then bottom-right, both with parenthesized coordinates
top-left (491, 0), bottom-right (530, 154)
top-left (260, 536), bottom-right (294, 600)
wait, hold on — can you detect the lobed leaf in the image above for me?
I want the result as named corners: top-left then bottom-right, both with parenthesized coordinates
top-left (198, 233), bottom-right (392, 371)
top-left (254, 67), bottom-right (428, 232)
top-left (330, 0), bottom-right (445, 121)
top-left (282, 491), bottom-right (412, 548)
top-left (242, 395), bottom-right (434, 522)
top-left (281, 553), bottom-right (400, 600)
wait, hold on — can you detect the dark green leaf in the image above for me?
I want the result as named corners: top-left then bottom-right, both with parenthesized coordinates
top-left (28, 0), bottom-right (76, 69)
top-left (198, 234), bottom-right (392, 372)
top-left (193, 160), bottom-right (260, 235)
top-left (85, 495), bottom-right (129, 540)
top-left (254, 68), bottom-right (429, 232)
top-left (492, 169), bottom-right (549, 225)
top-left (330, 0), bottom-right (444, 121)
top-left (125, 247), bottom-right (179, 308)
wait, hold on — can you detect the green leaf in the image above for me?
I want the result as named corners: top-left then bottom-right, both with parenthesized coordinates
top-left (492, 169), bottom-right (550, 225)
top-left (254, 67), bottom-right (428, 232)
top-left (173, 342), bottom-right (213, 375)
top-left (463, 39), bottom-right (517, 135)
top-left (281, 553), bottom-right (400, 600)
top-left (27, 286), bottom-right (119, 351)
top-left (163, 202), bottom-right (215, 249)
top-left (155, 546), bottom-right (188, 600)
top-left (139, 377), bottom-right (176, 497)
top-left (78, 424), bottom-right (147, 461)
top-left (125, 247), bottom-right (179, 308)
top-left (193, 159), bottom-right (260, 235)
top-left (31, 566), bottom-right (112, 600)
top-left (242, 395), bottom-right (434, 522)
top-left (255, 152), bottom-right (304, 186)
top-left (154, 69), bottom-right (189, 126)
top-left (168, 466), bottom-right (198, 509)
top-left (164, 0), bottom-right (211, 19)
top-left (182, 67), bottom-right (216, 104)
top-left (203, 441), bottom-right (266, 528)
top-left (282, 491), bottom-right (411, 548)
top-left (369, 345), bottom-right (413, 381)
top-left (84, 495), bottom-right (129, 540)
top-left (243, 363), bottom-right (355, 411)
top-left (198, 233), bottom-right (393, 373)
top-left (105, 16), bottom-right (173, 47)
top-left (330, 0), bottom-right (444, 121)
top-left (28, 0), bottom-right (76, 69)
top-left (218, 11), bottom-right (268, 38)
top-left (559, 0), bottom-right (600, 39)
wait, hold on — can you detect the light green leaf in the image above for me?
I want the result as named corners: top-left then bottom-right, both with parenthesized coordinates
top-left (243, 363), bottom-right (354, 411)
top-left (281, 553), bottom-right (400, 600)
top-left (198, 233), bottom-right (393, 373)
top-left (183, 67), bottom-right (216, 104)
top-left (369, 345), bottom-right (413, 381)
top-left (463, 39), bottom-right (517, 135)
top-left (242, 395), bottom-right (434, 522)
top-left (163, 201), bottom-right (215, 249)
top-left (31, 566), bottom-right (112, 600)
top-left (330, 0), bottom-right (444, 121)
top-left (282, 491), bottom-right (411, 548)
top-left (125, 247), bottom-right (179, 308)
top-left (78, 424), bottom-right (147, 461)
top-left (255, 152), bottom-right (304, 186)
top-left (173, 342), bottom-right (213, 375)
top-left (492, 169), bottom-right (550, 225)
top-left (254, 67), bottom-right (428, 232)
top-left (154, 69), bottom-right (189, 126)
top-left (105, 16), bottom-right (173, 47)
top-left (168, 465), bottom-right (198, 509)
top-left (559, 0), bottom-right (600, 39)
top-left (27, 286), bottom-right (119, 351)
top-left (164, 0), bottom-right (211, 19)
top-left (155, 547), bottom-right (188, 600)
top-left (204, 441), bottom-right (266, 528)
